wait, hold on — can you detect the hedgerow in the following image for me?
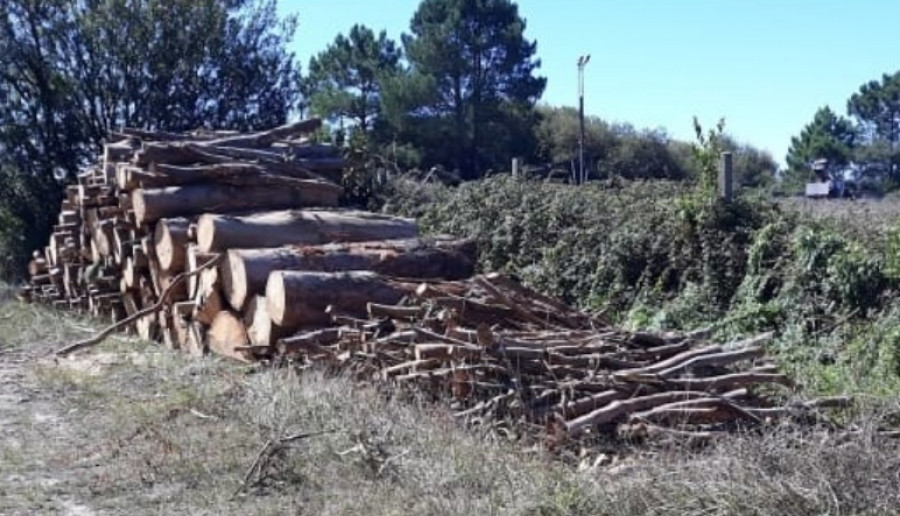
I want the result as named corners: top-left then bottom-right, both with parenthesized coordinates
top-left (383, 174), bottom-right (900, 396)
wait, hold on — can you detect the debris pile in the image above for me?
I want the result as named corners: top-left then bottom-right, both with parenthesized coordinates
top-left (281, 273), bottom-right (849, 443)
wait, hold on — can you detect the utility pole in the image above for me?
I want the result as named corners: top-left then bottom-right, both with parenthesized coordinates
top-left (577, 54), bottom-right (591, 185)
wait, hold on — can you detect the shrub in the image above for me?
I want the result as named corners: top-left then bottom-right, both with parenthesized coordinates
top-left (382, 173), bottom-right (900, 395)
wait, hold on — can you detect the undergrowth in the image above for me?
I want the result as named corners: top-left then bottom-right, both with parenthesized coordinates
top-left (380, 173), bottom-right (900, 397)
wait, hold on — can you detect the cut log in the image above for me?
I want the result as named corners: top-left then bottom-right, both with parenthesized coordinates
top-left (103, 140), bottom-right (138, 166)
top-left (221, 238), bottom-right (475, 311)
top-left (265, 271), bottom-right (408, 328)
top-left (171, 301), bottom-right (196, 350)
top-left (149, 254), bottom-right (188, 303)
top-left (153, 217), bottom-right (190, 272)
top-left (203, 118), bottom-right (322, 148)
top-left (185, 321), bottom-right (206, 357)
top-left (186, 245), bottom-right (217, 299)
top-left (120, 159), bottom-right (339, 189)
top-left (207, 311), bottom-right (252, 363)
top-left (194, 268), bottom-right (224, 326)
top-left (196, 209), bottom-right (417, 253)
top-left (136, 313), bottom-right (159, 341)
top-left (91, 219), bottom-right (116, 258)
top-left (244, 296), bottom-right (289, 347)
top-left (147, 162), bottom-right (332, 185)
top-left (123, 255), bottom-right (148, 288)
top-left (28, 258), bottom-right (48, 277)
top-left (131, 182), bottom-right (341, 225)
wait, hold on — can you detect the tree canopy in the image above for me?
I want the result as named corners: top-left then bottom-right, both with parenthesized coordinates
top-left (0, 0), bottom-right (300, 276)
top-left (848, 72), bottom-right (900, 183)
top-left (305, 24), bottom-right (402, 139)
top-left (395, 0), bottom-right (546, 178)
top-left (784, 106), bottom-right (857, 185)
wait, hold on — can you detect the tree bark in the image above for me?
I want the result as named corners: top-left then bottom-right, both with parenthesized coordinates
top-left (196, 209), bottom-right (417, 252)
top-left (131, 181), bottom-right (341, 225)
top-left (222, 238), bottom-right (475, 311)
top-left (266, 271), bottom-right (408, 328)
top-left (202, 118), bottom-right (322, 148)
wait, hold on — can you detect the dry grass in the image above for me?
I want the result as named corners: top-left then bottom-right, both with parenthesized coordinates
top-left (1, 294), bottom-right (899, 515)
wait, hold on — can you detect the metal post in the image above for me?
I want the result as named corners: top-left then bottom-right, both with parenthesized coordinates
top-left (718, 151), bottom-right (733, 202)
top-left (577, 54), bottom-right (590, 185)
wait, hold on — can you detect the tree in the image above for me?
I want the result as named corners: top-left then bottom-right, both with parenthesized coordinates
top-left (305, 24), bottom-right (402, 140)
top-left (848, 71), bottom-right (900, 183)
top-left (784, 106), bottom-right (856, 185)
top-left (720, 136), bottom-right (778, 188)
top-left (396, 0), bottom-right (546, 178)
top-left (533, 105), bottom-right (617, 174)
top-left (0, 0), bottom-right (300, 277)
top-left (601, 125), bottom-right (687, 181)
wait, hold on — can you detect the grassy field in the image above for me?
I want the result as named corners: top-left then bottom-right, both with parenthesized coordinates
top-left (2, 289), bottom-right (900, 515)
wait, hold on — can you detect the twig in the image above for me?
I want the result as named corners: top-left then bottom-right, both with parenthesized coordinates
top-left (54, 254), bottom-right (222, 356)
top-left (234, 428), bottom-right (338, 497)
top-left (188, 408), bottom-right (217, 420)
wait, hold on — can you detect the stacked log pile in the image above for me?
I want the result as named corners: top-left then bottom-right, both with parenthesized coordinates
top-left (281, 272), bottom-right (850, 444)
top-left (19, 118), bottom-right (856, 445)
top-left (21, 119), bottom-right (476, 360)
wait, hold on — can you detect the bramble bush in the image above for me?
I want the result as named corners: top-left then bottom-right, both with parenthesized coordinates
top-left (380, 172), bottom-right (900, 396)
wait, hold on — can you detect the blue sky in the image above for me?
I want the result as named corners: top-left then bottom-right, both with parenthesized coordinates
top-left (278, 0), bottom-right (900, 167)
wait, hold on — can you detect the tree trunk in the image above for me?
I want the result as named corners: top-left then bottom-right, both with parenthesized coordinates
top-left (131, 181), bottom-right (341, 225)
top-left (266, 271), bottom-right (408, 328)
top-left (119, 162), bottom-right (341, 190)
top-left (222, 238), bottom-right (476, 311)
top-left (153, 217), bottom-right (190, 272)
top-left (196, 209), bottom-right (417, 253)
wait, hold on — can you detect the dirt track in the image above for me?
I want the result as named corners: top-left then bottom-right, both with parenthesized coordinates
top-left (0, 306), bottom-right (98, 514)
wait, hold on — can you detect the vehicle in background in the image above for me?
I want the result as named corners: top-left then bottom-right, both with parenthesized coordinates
top-left (805, 158), bottom-right (856, 199)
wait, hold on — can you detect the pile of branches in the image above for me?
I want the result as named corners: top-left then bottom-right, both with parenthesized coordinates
top-left (276, 272), bottom-right (850, 445)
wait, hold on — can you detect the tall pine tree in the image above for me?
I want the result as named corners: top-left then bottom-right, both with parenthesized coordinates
top-left (305, 24), bottom-right (402, 138)
top-left (395, 0), bottom-right (545, 178)
top-left (785, 106), bottom-right (856, 184)
top-left (848, 71), bottom-right (900, 182)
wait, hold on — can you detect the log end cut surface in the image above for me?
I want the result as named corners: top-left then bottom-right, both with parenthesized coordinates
top-left (207, 311), bottom-right (251, 363)
top-left (222, 249), bottom-right (249, 311)
top-left (265, 271), bottom-right (290, 326)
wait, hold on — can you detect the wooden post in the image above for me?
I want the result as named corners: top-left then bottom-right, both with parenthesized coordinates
top-left (511, 158), bottom-right (519, 177)
top-left (718, 152), bottom-right (733, 202)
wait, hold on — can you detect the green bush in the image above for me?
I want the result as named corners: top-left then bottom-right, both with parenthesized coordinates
top-left (382, 173), bottom-right (900, 396)
top-left (390, 174), bottom-right (776, 315)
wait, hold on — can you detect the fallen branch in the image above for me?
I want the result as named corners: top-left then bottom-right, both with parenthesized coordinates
top-left (54, 254), bottom-right (222, 356)
top-left (235, 428), bottom-right (337, 497)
